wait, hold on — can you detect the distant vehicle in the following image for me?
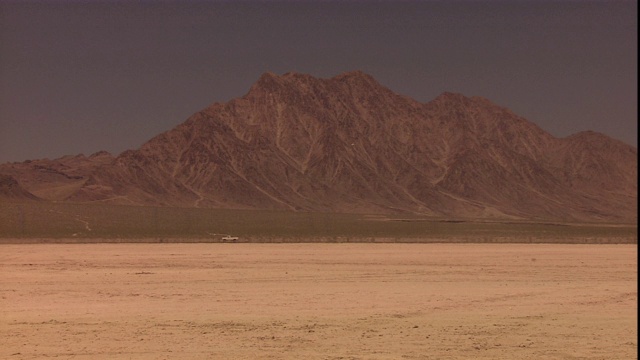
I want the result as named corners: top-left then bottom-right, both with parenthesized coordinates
top-left (222, 236), bottom-right (239, 243)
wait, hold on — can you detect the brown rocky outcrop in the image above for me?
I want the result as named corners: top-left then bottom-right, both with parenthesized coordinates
top-left (0, 174), bottom-right (40, 200)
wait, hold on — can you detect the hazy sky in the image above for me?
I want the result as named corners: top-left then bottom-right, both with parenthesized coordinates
top-left (0, 0), bottom-right (637, 163)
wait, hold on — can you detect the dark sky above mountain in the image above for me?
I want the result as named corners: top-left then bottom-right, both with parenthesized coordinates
top-left (0, 0), bottom-right (637, 163)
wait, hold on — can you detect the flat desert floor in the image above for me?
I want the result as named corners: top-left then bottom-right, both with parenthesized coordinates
top-left (1, 243), bottom-right (637, 359)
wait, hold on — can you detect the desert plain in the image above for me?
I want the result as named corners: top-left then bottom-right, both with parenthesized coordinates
top-left (1, 243), bottom-right (637, 359)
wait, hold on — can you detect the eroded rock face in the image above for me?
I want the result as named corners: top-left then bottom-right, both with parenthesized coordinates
top-left (4, 71), bottom-right (637, 221)
top-left (0, 174), bottom-right (40, 200)
top-left (0, 152), bottom-right (115, 201)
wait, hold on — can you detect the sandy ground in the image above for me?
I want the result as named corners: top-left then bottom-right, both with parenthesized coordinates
top-left (1, 243), bottom-right (637, 359)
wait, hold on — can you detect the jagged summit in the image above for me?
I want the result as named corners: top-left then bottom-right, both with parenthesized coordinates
top-left (1, 71), bottom-right (636, 222)
top-left (90, 150), bottom-right (112, 158)
top-left (249, 70), bottom-right (384, 91)
top-left (332, 70), bottom-right (378, 83)
top-left (433, 91), bottom-right (469, 101)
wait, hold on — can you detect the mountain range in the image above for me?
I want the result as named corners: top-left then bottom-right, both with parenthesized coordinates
top-left (1, 71), bottom-right (636, 222)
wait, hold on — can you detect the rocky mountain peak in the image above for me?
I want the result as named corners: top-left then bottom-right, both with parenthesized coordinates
top-left (332, 70), bottom-right (378, 85)
top-left (2, 71), bottom-right (636, 222)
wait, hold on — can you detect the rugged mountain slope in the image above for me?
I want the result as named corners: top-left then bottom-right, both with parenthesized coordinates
top-left (5, 71), bottom-right (636, 222)
top-left (0, 151), bottom-right (114, 200)
top-left (0, 174), bottom-right (40, 200)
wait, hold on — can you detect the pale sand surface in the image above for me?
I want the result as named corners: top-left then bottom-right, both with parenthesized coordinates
top-left (1, 243), bottom-right (637, 359)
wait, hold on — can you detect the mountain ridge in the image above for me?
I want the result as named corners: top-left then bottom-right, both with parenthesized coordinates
top-left (1, 71), bottom-right (636, 222)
